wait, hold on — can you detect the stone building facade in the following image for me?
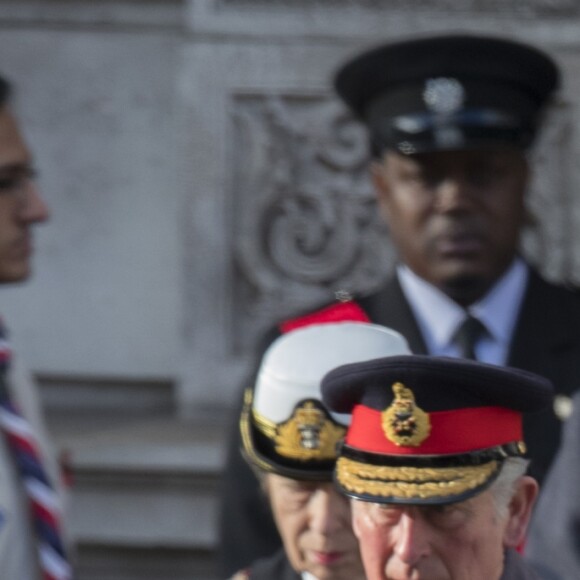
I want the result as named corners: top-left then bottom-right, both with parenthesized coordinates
top-left (1, 1), bottom-right (580, 578)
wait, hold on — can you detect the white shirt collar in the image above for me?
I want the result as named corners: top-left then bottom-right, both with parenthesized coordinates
top-left (397, 258), bottom-right (528, 359)
top-left (470, 258), bottom-right (528, 344)
top-left (302, 573), bottom-right (318, 580)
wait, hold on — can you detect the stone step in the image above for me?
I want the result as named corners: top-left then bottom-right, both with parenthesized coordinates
top-left (75, 545), bottom-right (216, 580)
top-left (47, 410), bottom-right (229, 580)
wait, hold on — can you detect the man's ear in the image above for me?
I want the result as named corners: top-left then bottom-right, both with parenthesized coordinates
top-left (350, 500), bottom-right (363, 540)
top-left (371, 160), bottom-right (388, 199)
top-left (503, 476), bottom-right (539, 548)
top-left (260, 472), bottom-right (271, 497)
top-left (370, 159), bottom-right (392, 223)
top-left (520, 157), bottom-right (535, 227)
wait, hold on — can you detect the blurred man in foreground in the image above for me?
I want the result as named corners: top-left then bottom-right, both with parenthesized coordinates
top-left (0, 74), bottom-right (71, 579)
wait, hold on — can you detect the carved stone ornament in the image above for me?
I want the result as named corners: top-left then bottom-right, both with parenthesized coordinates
top-left (231, 94), bottom-right (394, 353)
top-left (521, 102), bottom-right (574, 284)
top-left (230, 92), bottom-right (572, 355)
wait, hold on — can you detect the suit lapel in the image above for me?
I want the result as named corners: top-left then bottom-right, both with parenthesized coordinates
top-left (358, 276), bottom-right (428, 354)
top-left (359, 270), bottom-right (580, 379)
top-left (508, 270), bottom-right (580, 381)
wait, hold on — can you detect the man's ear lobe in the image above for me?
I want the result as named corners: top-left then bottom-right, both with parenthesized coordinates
top-left (371, 161), bottom-right (394, 223)
top-left (371, 161), bottom-right (388, 200)
top-left (351, 501), bottom-right (363, 540)
top-left (503, 476), bottom-right (539, 548)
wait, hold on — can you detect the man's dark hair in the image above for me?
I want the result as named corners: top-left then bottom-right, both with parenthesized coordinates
top-left (0, 75), bottom-right (12, 108)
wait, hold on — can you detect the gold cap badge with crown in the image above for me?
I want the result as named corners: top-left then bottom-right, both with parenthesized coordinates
top-left (381, 382), bottom-right (431, 447)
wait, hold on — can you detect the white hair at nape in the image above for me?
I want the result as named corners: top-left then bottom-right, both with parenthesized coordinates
top-left (488, 457), bottom-right (530, 518)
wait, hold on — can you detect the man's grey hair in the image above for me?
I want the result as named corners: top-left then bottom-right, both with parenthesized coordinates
top-left (489, 457), bottom-right (530, 517)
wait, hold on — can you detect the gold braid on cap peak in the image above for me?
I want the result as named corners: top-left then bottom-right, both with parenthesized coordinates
top-left (252, 406), bottom-right (277, 440)
top-left (336, 456), bottom-right (499, 499)
top-left (240, 388), bottom-right (276, 473)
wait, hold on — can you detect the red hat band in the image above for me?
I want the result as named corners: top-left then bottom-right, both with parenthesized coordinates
top-left (346, 404), bottom-right (523, 456)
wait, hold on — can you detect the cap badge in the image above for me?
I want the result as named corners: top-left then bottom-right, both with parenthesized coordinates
top-left (275, 400), bottom-right (346, 460)
top-left (334, 289), bottom-right (353, 303)
top-left (381, 382), bottom-right (431, 447)
top-left (423, 77), bottom-right (465, 115)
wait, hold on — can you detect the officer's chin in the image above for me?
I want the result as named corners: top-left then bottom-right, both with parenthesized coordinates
top-left (439, 269), bottom-right (493, 307)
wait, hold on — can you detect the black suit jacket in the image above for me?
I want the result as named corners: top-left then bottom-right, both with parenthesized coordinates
top-left (231, 549), bottom-right (300, 580)
top-left (218, 269), bottom-right (580, 576)
top-left (359, 270), bottom-right (580, 484)
top-left (526, 391), bottom-right (580, 579)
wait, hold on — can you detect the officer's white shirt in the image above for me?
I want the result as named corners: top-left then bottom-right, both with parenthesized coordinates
top-left (0, 349), bottom-right (62, 579)
top-left (397, 258), bottom-right (529, 365)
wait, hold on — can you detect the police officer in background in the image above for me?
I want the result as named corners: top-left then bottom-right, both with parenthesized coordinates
top-left (219, 34), bottom-right (580, 577)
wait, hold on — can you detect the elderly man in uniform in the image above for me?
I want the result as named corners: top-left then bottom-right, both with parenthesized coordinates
top-left (0, 74), bottom-right (71, 579)
top-left (230, 321), bottom-right (411, 579)
top-left (322, 355), bottom-right (554, 580)
top-left (219, 34), bottom-right (580, 576)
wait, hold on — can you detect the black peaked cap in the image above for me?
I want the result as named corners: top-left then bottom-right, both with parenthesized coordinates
top-left (335, 34), bottom-right (559, 119)
top-left (333, 34), bottom-right (560, 153)
top-left (322, 355), bottom-right (554, 415)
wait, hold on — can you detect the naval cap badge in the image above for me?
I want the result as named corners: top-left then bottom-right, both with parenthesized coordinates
top-left (275, 400), bottom-right (345, 460)
top-left (381, 382), bottom-right (431, 447)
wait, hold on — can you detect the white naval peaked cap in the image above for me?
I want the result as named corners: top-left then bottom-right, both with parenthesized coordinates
top-left (253, 322), bottom-right (411, 425)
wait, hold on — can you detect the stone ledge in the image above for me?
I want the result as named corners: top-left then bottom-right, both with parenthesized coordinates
top-left (70, 479), bottom-right (219, 548)
top-left (185, 0), bottom-right (580, 43)
top-left (52, 414), bottom-right (227, 550)
top-left (39, 375), bottom-right (176, 415)
top-left (75, 544), bottom-right (217, 580)
top-left (0, 0), bottom-right (184, 31)
top-left (64, 418), bottom-right (225, 473)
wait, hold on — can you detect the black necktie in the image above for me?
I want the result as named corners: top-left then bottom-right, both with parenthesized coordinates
top-left (453, 315), bottom-right (487, 360)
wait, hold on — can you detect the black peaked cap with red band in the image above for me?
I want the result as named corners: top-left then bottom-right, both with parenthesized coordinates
top-left (322, 355), bottom-right (554, 505)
